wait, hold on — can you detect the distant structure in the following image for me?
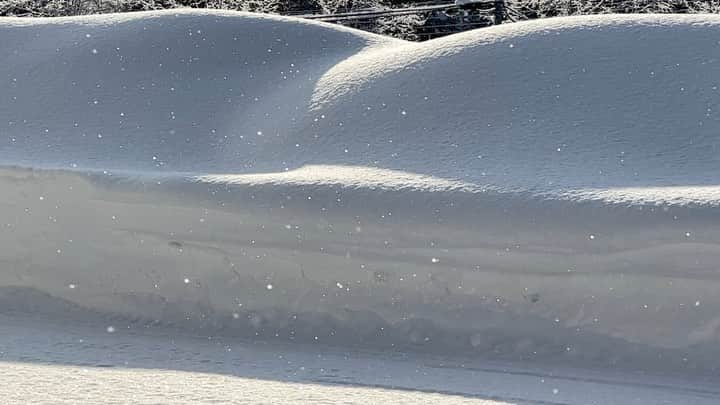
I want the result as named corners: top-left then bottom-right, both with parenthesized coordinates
top-left (302, 0), bottom-right (506, 40)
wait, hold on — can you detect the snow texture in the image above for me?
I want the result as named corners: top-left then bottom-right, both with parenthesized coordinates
top-left (2, 10), bottom-right (720, 382)
top-left (1, 313), bottom-right (719, 404)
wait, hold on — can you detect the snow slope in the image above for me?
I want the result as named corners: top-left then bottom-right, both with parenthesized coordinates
top-left (2, 10), bottom-right (720, 380)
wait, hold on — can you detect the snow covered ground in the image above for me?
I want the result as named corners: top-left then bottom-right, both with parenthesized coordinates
top-left (2, 313), bottom-right (720, 404)
top-left (2, 9), bottom-right (720, 402)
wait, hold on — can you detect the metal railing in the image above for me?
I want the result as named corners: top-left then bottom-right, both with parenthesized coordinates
top-left (292, 0), bottom-right (508, 40)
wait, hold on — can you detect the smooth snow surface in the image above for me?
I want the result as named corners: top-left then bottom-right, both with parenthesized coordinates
top-left (3, 10), bottom-right (720, 385)
top-left (2, 313), bottom-right (720, 404)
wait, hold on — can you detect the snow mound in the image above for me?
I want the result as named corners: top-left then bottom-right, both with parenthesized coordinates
top-left (2, 10), bottom-right (720, 375)
top-left (310, 14), bottom-right (720, 201)
top-left (4, 12), bottom-right (720, 202)
top-left (0, 10), bottom-right (396, 173)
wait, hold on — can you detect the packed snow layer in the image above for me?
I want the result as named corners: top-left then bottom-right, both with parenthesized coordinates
top-left (3, 314), bottom-right (720, 405)
top-left (3, 10), bottom-right (720, 376)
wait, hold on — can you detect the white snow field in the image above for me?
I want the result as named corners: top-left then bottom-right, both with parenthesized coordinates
top-left (2, 9), bottom-right (720, 402)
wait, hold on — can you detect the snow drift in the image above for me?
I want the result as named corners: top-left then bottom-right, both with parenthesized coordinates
top-left (2, 10), bottom-right (720, 374)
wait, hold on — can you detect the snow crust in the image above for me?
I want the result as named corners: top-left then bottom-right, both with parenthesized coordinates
top-left (3, 10), bottom-right (720, 378)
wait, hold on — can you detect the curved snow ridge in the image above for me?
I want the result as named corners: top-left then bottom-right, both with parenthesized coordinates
top-left (313, 13), bottom-right (720, 106)
top-left (71, 163), bottom-right (720, 207)
top-left (3, 11), bottom-right (720, 205)
top-left (197, 167), bottom-right (720, 207)
top-left (0, 9), bottom-right (398, 173)
top-left (197, 165), bottom-right (480, 193)
top-left (307, 13), bottom-right (720, 203)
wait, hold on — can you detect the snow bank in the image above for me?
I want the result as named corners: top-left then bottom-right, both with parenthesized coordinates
top-left (2, 10), bottom-right (720, 374)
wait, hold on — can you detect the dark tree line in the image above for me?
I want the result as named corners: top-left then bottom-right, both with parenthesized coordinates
top-left (2, 0), bottom-right (720, 40)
